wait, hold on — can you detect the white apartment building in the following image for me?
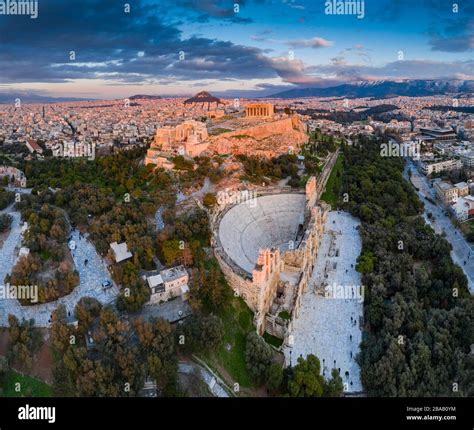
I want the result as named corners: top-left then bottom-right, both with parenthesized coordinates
top-left (459, 150), bottom-right (474, 170)
top-left (146, 265), bottom-right (189, 304)
top-left (418, 157), bottom-right (462, 175)
top-left (451, 195), bottom-right (474, 221)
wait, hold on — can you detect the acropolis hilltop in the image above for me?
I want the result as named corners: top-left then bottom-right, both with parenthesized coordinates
top-left (144, 97), bottom-right (309, 168)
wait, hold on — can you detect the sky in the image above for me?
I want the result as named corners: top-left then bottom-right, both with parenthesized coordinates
top-left (0, 0), bottom-right (473, 99)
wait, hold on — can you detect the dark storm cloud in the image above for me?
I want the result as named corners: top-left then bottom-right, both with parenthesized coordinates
top-left (174, 0), bottom-right (253, 23)
top-left (1, 0), bottom-right (472, 89)
top-left (0, 0), bottom-right (276, 84)
top-left (429, 17), bottom-right (474, 52)
top-left (368, 0), bottom-right (473, 53)
top-left (175, 0), bottom-right (244, 17)
top-left (392, 0), bottom-right (474, 52)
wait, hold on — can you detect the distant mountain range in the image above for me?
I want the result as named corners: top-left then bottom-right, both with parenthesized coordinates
top-left (0, 93), bottom-right (165, 104)
top-left (2, 80), bottom-right (473, 104)
top-left (0, 93), bottom-right (91, 104)
top-left (128, 94), bottom-right (162, 100)
top-left (269, 80), bottom-right (474, 99)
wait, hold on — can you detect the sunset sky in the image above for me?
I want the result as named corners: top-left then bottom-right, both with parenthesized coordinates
top-left (0, 0), bottom-right (473, 99)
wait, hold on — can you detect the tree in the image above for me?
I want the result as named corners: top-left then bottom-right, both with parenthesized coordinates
top-left (116, 279), bottom-right (150, 313)
top-left (0, 355), bottom-right (9, 379)
top-left (188, 264), bottom-right (231, 312)
top-left (7, 315), bottom-right (20, 344)
top-left (51, 305), bottom-right (73, 354)
top-left (133, 317), bottom-right (177, 393)
top-left (245, 332), bottom-right (274, 384)
top-left (287, 354), bottom-right (325, 397)
top-left (7, 315), bottom-right (42, 371)
top-left (162, 239), bottom-right (182, 266)
top-left (266, 363), bottom-right (283, 392)
top-left (324, 368), bottom-right (344, 397)
top-left (342, 138), bottom-right (474, 396)
top-left (74, 297), bottom-right (102, 333)
top-left (178, 315), bottom-right (224, 353)
top-left (356, 252), bottom-right (375, 274)
top-left (203, 193), bottom-right (217, 208)
top-left (0, 213), bottom-right (12, 233)
top-left (0, 189), bottom-right (14, 210)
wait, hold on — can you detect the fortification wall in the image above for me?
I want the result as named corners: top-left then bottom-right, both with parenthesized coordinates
top-left (221, 116), bottom-right (299, 139)
top-left (215, 250), bottom-right (258, 310)
top-left (209, 115), bottom-right (308, 157)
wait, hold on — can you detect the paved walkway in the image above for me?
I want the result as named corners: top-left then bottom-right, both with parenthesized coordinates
top-left (191, 177), bottom-right (212, 199)
top-left (0, 213), bottom-right (119, 326)
top-left (155, 207), bottom-right (165, 231)
top-left (405, 160), bottom-right (474, 293)
top-left (178, 361), bottom-right (229, 397)
top-left (0, 206), bottom-right (23, 285)
top-left (284, 211), bottom-right (363, 393)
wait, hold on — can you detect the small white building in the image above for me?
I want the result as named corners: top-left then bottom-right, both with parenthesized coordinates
top-left (451, 195), bottom-right (474, 221)
top-left (110, 241), bottom-right (133, 263)
top-left (146, 265), bottom-right (189, 304)
top-left (18, 247), bottom-right (30, 259)
top-left (14, 246), bottom-right (30, 265)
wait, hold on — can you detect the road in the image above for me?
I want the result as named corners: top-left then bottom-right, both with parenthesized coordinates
top-left (404, 159), bottom-right (474, 294)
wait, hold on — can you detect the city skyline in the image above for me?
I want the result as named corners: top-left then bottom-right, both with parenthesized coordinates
top-left (0, 0), bottom-right (473, 99)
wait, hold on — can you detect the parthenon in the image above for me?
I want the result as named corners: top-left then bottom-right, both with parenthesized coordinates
top-left (245, 103), bottom-right (275, 119)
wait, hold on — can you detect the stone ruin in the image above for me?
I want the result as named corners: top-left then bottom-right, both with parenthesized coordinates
top-left (209, 114), bottom-right (309, 158)
top-left (212, 179), bottom-right (330, 344)
top-left (145, 120), bottom-right (210, 167)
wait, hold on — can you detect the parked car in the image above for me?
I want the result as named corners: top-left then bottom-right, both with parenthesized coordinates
top-left (101, 280), bottom-right (112, 289)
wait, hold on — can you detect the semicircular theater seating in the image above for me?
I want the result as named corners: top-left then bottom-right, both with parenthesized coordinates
top-left (218, 193), bottom-right (306, 273)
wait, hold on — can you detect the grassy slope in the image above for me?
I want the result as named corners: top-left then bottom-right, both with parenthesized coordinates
top-left (194, 258), bottom-right (255, 391)
top-left (320, 153), bottom-right (344, 206)
top-left (207, 295), bottom-right (255, 389)
top-left (0, 371), bottom-right (52, 397)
